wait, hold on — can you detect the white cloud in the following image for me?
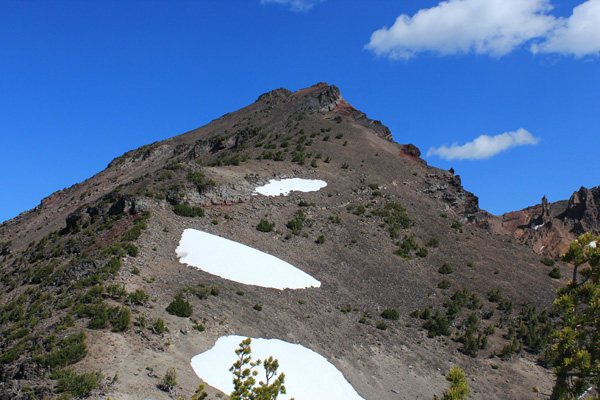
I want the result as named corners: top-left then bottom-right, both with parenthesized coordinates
top-left (365, 0), bottom-right (555, 59)
top-left (366, 0), bottom-right (600, 59)
top-left (261, 0), bottom-right (324, 12)
top-left (533, 0), bottom-right (600, 57)
top-left (427, 128), bottom-right (541, 160)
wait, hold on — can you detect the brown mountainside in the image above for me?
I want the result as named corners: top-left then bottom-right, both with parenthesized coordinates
top-left (0, 83), bottom-right (580, 399)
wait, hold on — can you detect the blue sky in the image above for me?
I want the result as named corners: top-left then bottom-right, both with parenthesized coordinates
top-left (1, 0), bottom-right (599, 223)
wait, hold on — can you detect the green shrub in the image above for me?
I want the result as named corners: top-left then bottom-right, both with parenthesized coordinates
top-left (106, 283), bottom-right (127, 299)
top-left (8, 327), bottom-right (29, 341)
top-left (39, 332), bottom-right (87, 369)
top-left (151, 318), bottom-right (169, 335)
top-left (451, 220), bottom-right (463, 230)
top-left (286, 209), bottom-right (311, 235)
top-left (372, 202), bottom-right (411, 238)
top-left (51, 368), bottom-right (100, 397)
top-left (31, 262), bottom-right (55, 284)
top-left (85, 304), bottom-right (108, 329)
top-left (426, 237), bottom-right (439, 248)
top-left (256, 219), bottom-right (275, 232)
top-left (549, 266), bottom-right (562, 279)
top-left (107, 257), bottom-right (121, 274)
top-left (127, 289), bottom-right (148, 305)
top-left (0, 337), bottom-right (29, 364)
top-left (439, 262), bottom-right (454, 274)
top-left (540, 257), bottom-right (556, 266)
top-left (376, 322), bottom-right (388, 330)
top-left (253, 304), bottom-right (263, 311)
top-left (82, 285), bottom-right (104, 303)
top-left (111, 307), bottom-right (131, 332)
top-left (159, 367), bottom-right (178, 392)
top-left (498, 298), bottom-right (514, 314)
top-left (394, 235), bottom-right (419, 258)
top-left (124, 243), bottom-right (138, 257)
top-left (166, 295), bottom-right (193, 318)
top-left (381, 309), bottom-right (400, 320)
top-left (423, 310), bottom-right (451, 337)
top-left (353, 205), bottom-right (366, 215)
top-left (187, 171), bottom-right (216, 192)
top-left (438, 279), bottom-right (452, 289)
top-left (315, 235), bottom-right (326, 244)
top-left (487, 288), bottom-right (502, 303)
top-left (416, 247), bottom-right (429, 257)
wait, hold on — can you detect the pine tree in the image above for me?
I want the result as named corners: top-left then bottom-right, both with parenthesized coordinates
top-left (229, 338), bottom-right (292, 400)
top-left (436, 366), bottom-right (469, 400)
top-left (547, 233), bottom-right (600, 399)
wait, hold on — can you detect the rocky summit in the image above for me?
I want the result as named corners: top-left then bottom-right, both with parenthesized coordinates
top-left (0, 83), bottom-right (597, 399)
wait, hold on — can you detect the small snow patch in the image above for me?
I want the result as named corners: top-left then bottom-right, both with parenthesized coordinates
top-left (176, 229), bottom-right (320, 290)
top-left (190, 335), bottom-right (364, 400)
top-left (254, 178), bottom-right (327, 196)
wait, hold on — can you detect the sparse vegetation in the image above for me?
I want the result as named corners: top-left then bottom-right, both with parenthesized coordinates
top-left (438, 279), bottom-right (452, 289)
top-left (257, 219), bottom-right (276, 232)
top-left (540, 256), bottom-right (556, 266)
top-left (439, 262), bottom-right (454, 274)
top-left (549, 266), bottom-right (562, 279)
top-left (381, 309), bottom-right (399, 320)
top-left (152, 318), bottom-right (169, 335)
top-left (159, 367), bottom-right (178, 392)
top-left (166, 295), bottom-right (193, 318)
top-left (51, 368), bottom-right (101, 398)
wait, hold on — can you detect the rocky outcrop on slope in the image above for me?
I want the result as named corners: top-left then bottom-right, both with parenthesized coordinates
top-left (482, 186), bottom-right (600, 257)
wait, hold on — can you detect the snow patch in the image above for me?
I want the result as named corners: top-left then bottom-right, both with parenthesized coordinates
top-left (176, 229), bottom-right (320, 290)
top-left (254, 178), bottom-right (327, 196)
top-left (533, 223), bottom-right (544, 231)
top-left (190, 335), bottom-right (364, 400)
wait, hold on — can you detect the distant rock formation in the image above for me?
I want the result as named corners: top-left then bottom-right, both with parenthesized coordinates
top-left (480, 186), bottom-right (600, 258)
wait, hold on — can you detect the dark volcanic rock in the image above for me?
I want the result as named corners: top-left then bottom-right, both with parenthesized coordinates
top-left (256, 87), bottom-right (292, 103)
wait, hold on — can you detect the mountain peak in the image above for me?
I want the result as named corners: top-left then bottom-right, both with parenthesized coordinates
top-left (0, 83), bottom-right (565, 400)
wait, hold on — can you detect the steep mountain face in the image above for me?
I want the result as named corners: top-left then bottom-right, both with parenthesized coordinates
top-left (0, 83), bottom-right (569, 399)
top-left (479, 187), bottom-right (600, 258)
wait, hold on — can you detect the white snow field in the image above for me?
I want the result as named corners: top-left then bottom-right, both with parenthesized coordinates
top-left (176, 229), bottom-right (320, 290)
top-left (254, 178), bottom-right (327, 196)
top-left (190, 335), bottom-right (364, 400)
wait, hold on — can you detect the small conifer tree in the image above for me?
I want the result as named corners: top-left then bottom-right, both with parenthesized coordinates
top-left (547, 233), bottom-right (600, 399)
top-left (230, 338), bottom-right (292, 400)
top-left (436, 366), bottom-right (469, 400)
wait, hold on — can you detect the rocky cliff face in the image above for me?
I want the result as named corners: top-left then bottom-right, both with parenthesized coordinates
top-left (481, 186), bottom-right (600, 258)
